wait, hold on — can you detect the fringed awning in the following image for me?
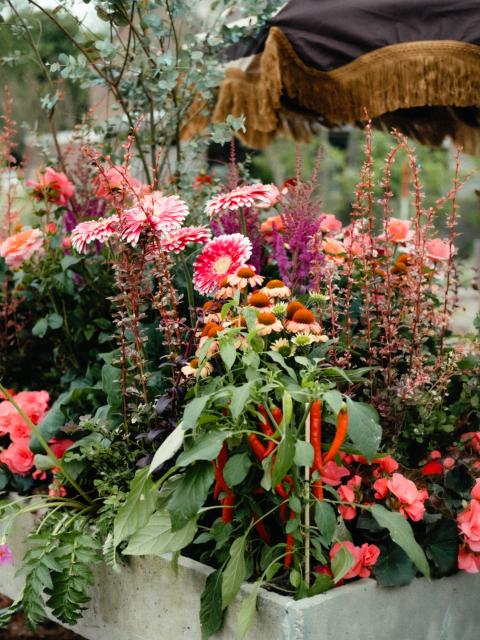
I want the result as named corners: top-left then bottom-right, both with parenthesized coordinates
top-left (189, 0), bottom-right (480, 152)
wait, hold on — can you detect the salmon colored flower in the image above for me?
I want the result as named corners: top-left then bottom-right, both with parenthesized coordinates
top-left (458, 547), bottom-right (480, 573)
top-left (214, 277), bottom-right (237, 300)
top-left (322, 238), bottom-right (346, 264)
top-left (262, 279), bottom-right (291, 299)
top-left (0, 228), bottom-right (44, 269)
top-left (460, 432), bottom-right (480, 454)
top-left (458, 499), bottom-right (480, 552)
top-left (329, 541), bottom-right (380, 579)
top-left (94, 165), bottom-right (146, 199)
top-left (387, 473), bottom-right (428, 522)
top-left (319, 213), bottom-right (342, 234)
top-left (227, 265), bottom-right (264, 288)
top-left (255, 311), bottom-right (283, 336)
top-left (206, 184), bottom-right (280, 218)
top-left (71, 216), bottom-right (119, 253)
top-left (0, 439), bottom-right (34, 476)
top-left (338, 474), bottom-right (362, 521)
top-left (49, 438), bottom-right (74, 459)
top-left (471, 479), bottom-right (480, 501)
top-left (425, 238), bottom-right (451, 262)
top-left (247, 291), bottom-right (272, 313)
top-left (27, 167), bottom-right (74, 206)
top-left (193, 234), bottom-right (252, 295)
top-left (260, 214), bottom-right (284, 241)
top-left (285, 308), bottom-right (322, 335)
top-left (181, 358), bottom-right (213, 378)
top-left (386, 218), bottom-right (412, 243)
top-left (319, 460), bottom-right (350, 486)
top-left (160, 226), bottom-right (211, 254)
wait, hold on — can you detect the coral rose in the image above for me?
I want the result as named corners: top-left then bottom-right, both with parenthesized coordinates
top-left (387, 473), bottom-right (428, 522)
top-left (330, 541), bottom-right (380, 579)
top-left (386, 218), bottom-right (412, 243)
top-left (0, 440), bottom-right (34, 476)
top-left (319, 461), bottom-right (350, 486)
top-left (425, 238), bottom-right (451, 262)
top-left (458, 548), bottom-right (480, 573)
top-left (28, 167), bottom-right (74, 206)
top-left (0, 228), bottom-right (44, 269)
top-left (319, 213), bottom-right (342, 234)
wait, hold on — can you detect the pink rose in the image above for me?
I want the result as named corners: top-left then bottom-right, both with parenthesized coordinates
top-left (49, 438), bottom-right (74, 459)
top-left (374, 455), bottom-right (399, 474)
top-left (458, 500), bottom-right (480, 552)
top-left (95, 165), bottom-right (147, 200)
top-left (425, 238), bottom-right (451, 262)
top-left (0, 439), bottom-right (34, 475)
top-left (0, 401), bottom-right (26, 437)
top-left (28, 167), bottom-right (74, 206)
top-left (359, 543), bottom-right (381, 576)
top-left (458, 548), bottom-right (480, 573)
top-left (386, 218), bottom-right (412, 243)
top-left (443, 457), bottom-right (456, 470)
top-left (319, 461), bottom-right (350, 486)
top-left (322, 238), bottom-right (346, 264)
top-left (0, 228), bottom-right (44, 269)
top-left (319, 213), bottom-right (342, 234)
top-left (338, 484), bottom-right (356, 520)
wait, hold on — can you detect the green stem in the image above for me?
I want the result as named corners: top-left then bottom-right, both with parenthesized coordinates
top-left (0, 385), bottom-right (93, 505)
top-left (179, 253), bottom-right (196, 329)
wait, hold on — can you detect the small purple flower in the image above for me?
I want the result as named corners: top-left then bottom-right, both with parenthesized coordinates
top-left (0, 544), bottom-right (13, 565)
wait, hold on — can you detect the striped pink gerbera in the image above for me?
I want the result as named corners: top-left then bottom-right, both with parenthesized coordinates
top-left (160, 226), bottom-right (211, 254)
top-left (193, 233), bottom-right (252, 295)
top-left (71, 216), bottom-right (119, 253)
top-left (121, 192), bottom-right (189, 246)
top-left (206, 184), bottom-right (280, 218)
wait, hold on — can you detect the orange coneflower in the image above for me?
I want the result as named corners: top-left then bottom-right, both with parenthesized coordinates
top-left (181, 357), bottom-right (213, 378)
top-left (248, 291), bottom-right (272, 313)
top-left (255, 311), bottom-right (283, 336)
top-left (286, 300), bottom-right (305, 320)
top-left (262, 279), bottom-right (291, 299)
top-left (227, 264), bottom-right (264, 288)
top-left (286, 308), bottom-right (322, 335)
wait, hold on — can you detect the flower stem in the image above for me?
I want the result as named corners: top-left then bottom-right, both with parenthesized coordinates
top-left (179, 253), bottom-right (196, 329)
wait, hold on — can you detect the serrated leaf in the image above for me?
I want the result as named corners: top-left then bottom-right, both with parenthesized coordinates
top-left (236, 581), bottom-right (261, 640)
top-left (370, 504), bottom-right (430, 578)
top-left (222, 536), bottom-right (246, 609)
top-left (200, 570), bottom-right (224, 639)
top-left (123, 511), bottom-right (197, 556)
top-left (114, 468), bottom-right (156, 547)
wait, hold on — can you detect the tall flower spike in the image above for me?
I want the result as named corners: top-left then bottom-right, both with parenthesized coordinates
top-left (193, 233), bottom-right (252, 295)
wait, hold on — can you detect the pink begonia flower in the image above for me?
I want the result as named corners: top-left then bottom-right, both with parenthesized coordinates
top-left (374, 455), bottom-right (399, 474)
top-left (0, 390), bottom-right (49, 440)
top-left (0, 228), bottom-right (44, 269)
top-left (322, 238), bottom-right (346, 264)
top-left (460, 432), bottom-right (480, 454)
top-left (0, 402), bottom-right (26, 438)
top-left (429, 450), bottom-right (442, 460)
top-left (319, 460), bottom-right (350, 486)
top-left (425, 238), bottom-right (451, 262)
top-left (338, 476), bottom-right (361, 520)
top-left (458, 499), bottom-right (480, 552)
top-left (13, 390), bottom-right (50, 424)
top-left (373, 477), bottom-right (389, 499)
top-left (49, 438), bottom-right (75, 459)
top-left (329, 541), bottom-right (380, 580)
top-left (471, 479), bottom-right (480, 501)
top-left (442, 457), bottom-right (456, 470)
top-left (0, 544), bottom-right (13, 565)
top-left (0, 439), bottom-right (34, 476)
top-left (387, 473), bottom-right (428, 522)
top-left (385, 218), bottom-right (412, 243)
top-left (319, 213), bottom-right (342, 234)
top-left (458, 548), bottom-right (480, 573)
top-left (27, 167), bottom-right (75, 206)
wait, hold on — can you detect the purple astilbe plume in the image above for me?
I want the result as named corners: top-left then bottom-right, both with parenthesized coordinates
top-left (63, 197), bottom-right (108, 232)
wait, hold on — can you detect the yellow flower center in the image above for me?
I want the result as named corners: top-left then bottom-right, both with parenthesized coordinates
top-left (213, 256), bottom-right (232, 274)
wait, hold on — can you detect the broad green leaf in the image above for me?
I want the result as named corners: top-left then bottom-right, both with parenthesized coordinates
top-left (268, 351), bottom-right (297, 380)
top-left (373, 542), bottom-right (416, 587)
top-left (424, 518), bottom-right (458, 574)
top-left (101, 363), bottom-right (122, 409)
top-left (230, 383), bottom-right (252, 421)
top-left (222, 536), bottom-right (247, 609)
top-left (123, 511), bottom-right (197, 556)
top-left (322, 390), bottom-right (343, 415)
top-left (176, 431), bottom-right (230, 467)
top-left (149, 425), bottom-right (184, 474)
top-left (271, 430), bottom-right (295, 486)
top-left (200, 570), bottom-right (225, 639)
top-left (345, 398), bottom-right (382, 461)
top-left (294, 441), bottom-right (314, 467)
top-left (331, 544), bottom-right (355, 583)
top-left (183, 396), bottom-right (210, 431)
top-left (236, 581), bottom-right (261, 640)
top-left (223, 453), bottom-right (251, 487)
top-left (308, 573), bottom-right (334, 596)
top-left (168, 461), bottom-right (214, 530)
top-left (47, 313), bottom-right (63, 330)
top-left (220, 341), bottom-right (237, 370)
top-left (314, 501), bottom-right (336, 546)
top-left (370, 504), bottom-right (430, 578)
top-left (114, 468), bottom-right (157, 547)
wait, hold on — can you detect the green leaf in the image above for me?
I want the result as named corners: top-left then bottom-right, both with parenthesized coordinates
top-left (223, 453), bottom-right (251, 487)
top-left (32, 318), bottom-right (48, 338)
top-left (168, 461), bottom-right (214, 530)
top-left (308, 573), bottom-right (334, 596)
top-left (123, 511), bottom-right (197, 556)
top-left (114, 468), bottom-right (157, 547)
top-left (220, 341), bottom-right (237, 370)
top-left (424, 518), bottom-right (458, 574)
top-left (370, 504), bottom-right (430, 578)
top-left (294, 441), bottom-right (314, 467)
top-left (183, 396), bottom-right (210, 431)
top-left (101, 364), bottom-right (122, 409)
top-left (236, 582), bottom-right (261, 640)
top-left (222, 536), bottom-right (247, 609)
top-left (314, 501), bottom-right (336, 546)
top-left (268, 351), bottom-right (297, 379)
top-left (345, 398), bottom-right (382, 461)
top-left (176, 431), bottom-right (230, 467)
top-left (373, 542), bottom-right (416, 587)
top-left (47, 313), bottom-right (63, 329)
top-left (331, 544), bottom-right (355, 583)
top-left (322, 390), bottom-right (343, 415)
top-left (150, 425), bottom-right (184, 473)
top-left (271, 430), bottom-right (295, 486)
top-left (282, 391), bottom-right (293, 429)
top-left (33, 454), bottom-right (55, 471)
top-left (61, 255), bottom-right (82, 270)
top-left (230, 383), bottom-right (252, 421)
top-left (200, 570), bottom-right (225, 639)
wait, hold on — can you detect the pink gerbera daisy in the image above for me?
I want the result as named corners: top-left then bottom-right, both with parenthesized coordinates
top-left (206, 184), bottom-right (280, 218)
top-left (121, 192), bottom-right (188, 246)
top-left (160, 226), bottom-right (211, 254)
top-left (193, 233), bottom-right (252, 295)
top-left (71, 216), bottom-right (119, 253)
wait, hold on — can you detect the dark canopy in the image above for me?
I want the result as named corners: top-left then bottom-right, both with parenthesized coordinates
top-left (200, 0), bottom-right (480, 151)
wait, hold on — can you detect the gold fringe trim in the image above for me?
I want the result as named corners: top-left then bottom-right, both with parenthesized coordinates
top-left (208, 28), bottom-right (480, 149)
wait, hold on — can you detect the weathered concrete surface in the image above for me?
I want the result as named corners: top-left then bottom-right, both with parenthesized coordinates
top-left (1, 512), bottom-right (480, 640)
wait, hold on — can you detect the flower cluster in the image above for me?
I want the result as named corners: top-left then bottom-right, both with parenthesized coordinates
top-left (457, 480), bottom-right (480, 573)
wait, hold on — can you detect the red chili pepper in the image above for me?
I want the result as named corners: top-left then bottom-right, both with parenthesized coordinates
top-left (271, 407), bottom-right (283, 430)
top-left (221, 492), bottom-right (236, 524)
top-left (213, 443), bottom-right (230, 499)
top-left (258, 404), bottom-right (274, 436)
top-left (284, 510), bottom-right (296, 568)
top-left (252, 512), bottom-right (271, 545)
top-left (310, 400), bottom-right (324, 500)
top-left (263, 440), bottom-right (276, 458)
top-left (249, 433), bottom-right (267, 460)
top-left (276, 475), bottom-right (293, 522)
top-left (323, 405), bottom-right (349, 464)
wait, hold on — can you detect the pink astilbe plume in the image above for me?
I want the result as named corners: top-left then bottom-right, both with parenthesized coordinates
top-left (71, 216), bottom-right (119, 253)
top-left (193, 233), bottom-right (252, 294)
top-left (160, 226), bottom-right (211, 254)
top-left (121, 193), bottom-right (189, 246)
top-left (206, 184), bottom-right (280, 218)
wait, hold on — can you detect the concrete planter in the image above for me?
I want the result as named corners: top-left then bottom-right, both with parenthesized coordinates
top-left (1, 510), bottom-right (480, 640)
